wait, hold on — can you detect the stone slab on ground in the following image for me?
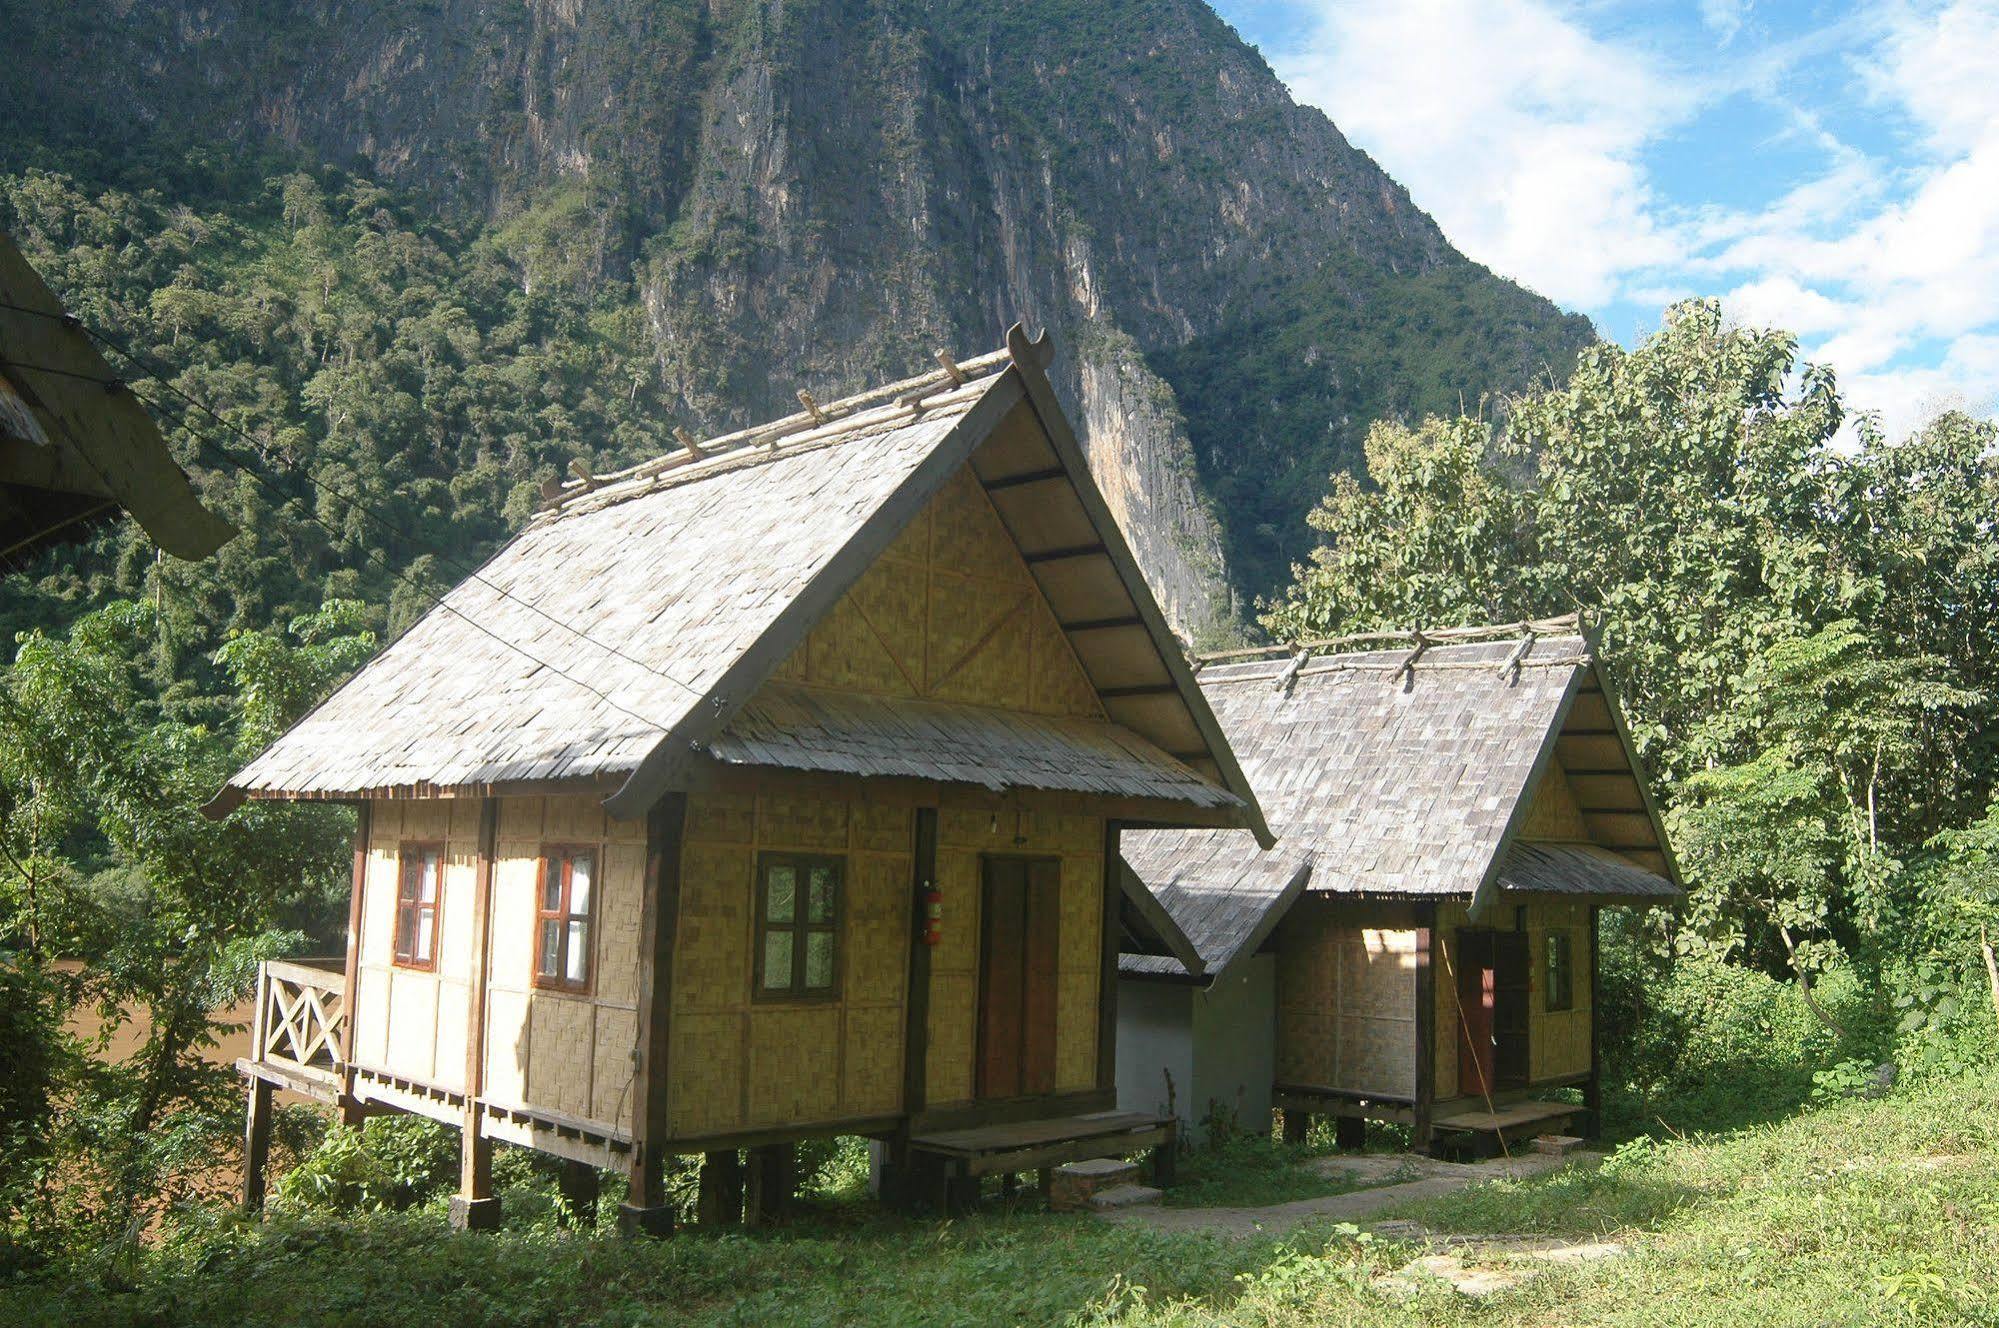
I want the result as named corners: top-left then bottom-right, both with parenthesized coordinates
top-left (1087, 1183), bottom-right (1163, 1211)
top-left (1049, 1158), bottom-right (1140, 1213)
top-left (1099, 1151), bottom-right (1595, 1238)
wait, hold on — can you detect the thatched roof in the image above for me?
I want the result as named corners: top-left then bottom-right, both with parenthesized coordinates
top-left (218, 328), bottom-right (1266, 834)
top-left (1121, 622), bottom-right (1679, 982)
top-left (0, 231), bottom-right (234, 560)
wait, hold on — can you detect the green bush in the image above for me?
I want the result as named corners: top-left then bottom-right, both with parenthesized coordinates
top-left (271, 1116), bottom-right (456, 1215)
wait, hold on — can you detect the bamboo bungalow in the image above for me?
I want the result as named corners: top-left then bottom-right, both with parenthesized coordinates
top-left (219, 326), bottom-right (1269, 1230)
top-left (1117, 621), bottom-right (1681, 1154)
top-left (0, 229), bottom-right (234, 560)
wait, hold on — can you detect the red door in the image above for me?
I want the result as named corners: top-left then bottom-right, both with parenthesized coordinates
top-left (976, 857), bottom-right (1061, 1099)
top-left (1456, 929), bottom-right (1530, 1096)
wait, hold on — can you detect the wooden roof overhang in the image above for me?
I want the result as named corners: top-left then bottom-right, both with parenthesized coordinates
top-left (0, 231), bottom-right (235, 561)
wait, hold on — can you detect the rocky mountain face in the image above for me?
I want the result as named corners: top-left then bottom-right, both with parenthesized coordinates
top-left (5, 0), bottom-right (1590, 638)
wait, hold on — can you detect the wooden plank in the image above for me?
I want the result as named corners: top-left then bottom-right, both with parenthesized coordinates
top-left (1583, 810), bottom-right (1659, 849)
top-left (458, 798), bottom-right (499, 1205)
top-left (979, 465), bottom-right (1067, 492)
top-left (1567, 774), bottom-right (1646, 811)
top-left (912, 1110), bottom-right (1163, 1154)
top-left (624, 792), bottom-right (686, 1217)
top-left (1584, 904), bottom-right (1602, 1139)
top-left (903, 807), bottom-right (938, 1117)
top-left (1097, 822), bottom-right (1121, 1090)
top-left (1413, 903), bottom-right (1435, 1151)
top-left (978, 859), bottom-right (1026, 1099)
top-left (340, 802), bottom-right (370, 1072)
top-left (959, 1126), bottom-right (1172, 1177)
top-left (1023, 859), bottom-right (1060, 1097)
top-left (1433, 1100), bottom-right (1580, 1131)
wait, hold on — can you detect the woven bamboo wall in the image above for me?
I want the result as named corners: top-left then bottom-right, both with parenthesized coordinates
top-left (768, 465), bottom-right (1103, 719)
top-left (926, 805), bottom-right (1105, 1108)
top-left (352, 800), bottom-right (480, 1091)
top-left (481, 794), bottom-right (647, 1133)
top-left (666, 785), bottom-right (915, 1140)
top-left (1273, 899), bottom-right (1419, 1097)
top-left (1517, 758), bottom-right (1589, 841)
top-left (1431, 898), bottom-right (1593, 1098)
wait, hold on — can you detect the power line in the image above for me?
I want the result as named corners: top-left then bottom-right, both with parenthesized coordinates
top-left (0, 297), bottom-right (713, 711)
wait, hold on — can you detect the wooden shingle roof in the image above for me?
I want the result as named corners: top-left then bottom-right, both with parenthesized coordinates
top-left (218, 328), bottom-right (1266, 832)
top-left (1122, 623), bottom-right (1679, 981)
top-left (0, 231), bottom-right (235, 560)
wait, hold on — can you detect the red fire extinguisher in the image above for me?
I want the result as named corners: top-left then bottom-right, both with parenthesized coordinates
top-left (922, 886), bottom-right (943, 946)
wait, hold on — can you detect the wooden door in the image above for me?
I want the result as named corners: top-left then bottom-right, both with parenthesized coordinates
top-left (1491, 931), bottom-right (1531, 1089)
top-left (976, 857), bottom-right (1061, 1100)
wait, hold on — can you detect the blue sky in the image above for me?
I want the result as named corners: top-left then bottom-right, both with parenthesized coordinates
top-left (1210, 0), bottom-right (1999, 437)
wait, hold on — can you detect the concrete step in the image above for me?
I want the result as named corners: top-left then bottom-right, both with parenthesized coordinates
top-left (1087, 1183), bottom-right (1163, 1211)
top-left (1532, 1134), bottom-right (1587, 1156)
top-left (1049, 1157), bottom-right (1143, 1212)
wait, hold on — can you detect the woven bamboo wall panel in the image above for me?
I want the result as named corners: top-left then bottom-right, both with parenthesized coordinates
top-left (437, 848), bottom-right (477, 983)
top-left (483, 987), bottom-right (528, 1102)
top-left (930, 848), bottom-right (983, 974)
top-left (1519, 760), bottom-right (1589, 841)
top-left (591, 1006), bottom-right (637, 1130)
top-left (843, 1005), bottom-right (904, 1115)
top-left (1058, 854), bottom-right (1103, 974)
top-left (747, 1007), bottom-right (842, 1125)
top-left (673, 843), bottom-right (752, 1010)
top-left (1338, 1013), bottom-right (1414, 1096)
top-left (1527, 899), bottom-right (1592, 1082)
top-left (1276, 1009), bottom-right (1334, 1085)
top-left (498, 795), bottom-right (545, 841)
top-left (1273, 912), bottom-right (1417, 1095)
top-left (354, 965), bottom-right (390, 1067)
top-left (763, 461), bottom-right (1102, 721)
top-left (848, 852), bottom-right (912, 1005)
top-left (594, 843), bottom-right (645, 1007)
top-left (667, 780), bottom-right (913, 1139)
top-left (758, 792), bottom-right (849, 849)
top-left (686, 792), bottom-right (756, 845)
top-left (385, 969), bottom-right (438, 1081)
top-left (545, 792), bottom-right (608, 844)
top-left (854, 801), bottom-right (913, 852)
top-left (1055, 970), bottom-right (1098, 1091)
top-left (527, 994), bottom-right (596, 1120)
top-left (431, 983), bottom-right (469, 1094)
top-left (926, 973), bottom-right (976, 1105)
top-left (668, 1012), bottom-right (742, 1137)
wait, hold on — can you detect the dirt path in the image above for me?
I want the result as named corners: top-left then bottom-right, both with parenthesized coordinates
top-left (1099, 1151), bottom-right (1582, 1237)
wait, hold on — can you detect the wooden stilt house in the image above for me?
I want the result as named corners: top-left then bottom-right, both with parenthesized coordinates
top-left (1118, 620), bottom-right (1681, 1154)
top-left (219, 326), bottom-right (1268, 1229)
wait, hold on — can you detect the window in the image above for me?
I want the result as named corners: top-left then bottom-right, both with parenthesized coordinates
top-left (1545, 930), bottom-right (1574, 1012)
top-left (755, 853), bottom-right (841, 1000)
top-left (535, 847), bottom-right (596, 993)
top-left (394, 843), bottom-right (443, 970)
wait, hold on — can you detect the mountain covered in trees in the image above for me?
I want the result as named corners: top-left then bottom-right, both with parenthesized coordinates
top-left (0, 0), bottom-right (1589, 636)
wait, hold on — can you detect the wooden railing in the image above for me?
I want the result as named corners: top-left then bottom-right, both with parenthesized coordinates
top-left (253, 958), bottom-right (347, 1081)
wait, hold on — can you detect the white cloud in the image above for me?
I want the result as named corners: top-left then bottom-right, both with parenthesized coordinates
top-left (1268, 0), bottom-right (1693, 309)
top-left (1258, 0), bottom-right (1999, 440)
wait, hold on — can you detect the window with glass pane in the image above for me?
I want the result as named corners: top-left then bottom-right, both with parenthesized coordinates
top-left (535, 848), bottom-right (596, 993)
top-left (756, 853), bottom-right (841, 1000)
top-left (1546, 930), bottom-right (1574, 1012)
top-left (394, 844), bottom-right (443, 970)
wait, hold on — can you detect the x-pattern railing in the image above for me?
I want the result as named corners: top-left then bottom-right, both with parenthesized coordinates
top-left (257, 959), bottom-right (347, 1075)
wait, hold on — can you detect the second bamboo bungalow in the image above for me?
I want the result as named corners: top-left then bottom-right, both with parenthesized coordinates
top-left (1117, 620), bottom-right (1683, 1154)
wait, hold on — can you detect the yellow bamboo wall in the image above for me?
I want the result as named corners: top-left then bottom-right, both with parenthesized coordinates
top-left (925, 806), bottom-right (1105, 1109)
top-left (481, 794), bottom-right (646, 1134)
top-left (352, 795), bottom-right (645, 1135)
top-left (1430, 898), bottom-right (1594, 1099)
top-left (767, 464), bottom-right (1104, 718)
top-left (1273, 900), bottom-right (1420, 1098)
top-left (1517, 758), bottom-right (1589, 841)
top-left (666, 787), bottom-right (914, 1140)
top-left (352, 799), bottom-right (482, 1092)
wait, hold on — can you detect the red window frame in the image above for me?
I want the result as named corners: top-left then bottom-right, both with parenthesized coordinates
top-left (534, 845), bottom-right (597, 994)
top-left (394, 842), bottom-right (444, 971)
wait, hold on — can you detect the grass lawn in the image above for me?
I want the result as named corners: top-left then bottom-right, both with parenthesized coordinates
top-left (6, 1071), bottom-right (1996, 1327)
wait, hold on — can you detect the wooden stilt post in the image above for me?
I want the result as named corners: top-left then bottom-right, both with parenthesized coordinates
top-left (1583, 905), bottom-right (1603, 1139)
top-left (697, 1150), bottom-right (743, 1226)
top-left (620, 793), bottom-right (686, 1238)
top-left (743, 1143), bottom-right (795, 1227)
top-left (338, 803), bottom-right (370, 1127)
top-left (1334, 1114), bottom-right (1366, 1152)
top-left (450, 799), bottom-right (502, 1232)
top-left (1414, 904), bottom-right (1437, 1155)
top-left (559, 1161), bottom-right (601, 1227)
top-left (1151, 1118), bottom-right (1179, 1187)
top-left (241, 1078), bottom-right (273, 1211)
top-left (1282, 1109), bottom-right (1310, 1145)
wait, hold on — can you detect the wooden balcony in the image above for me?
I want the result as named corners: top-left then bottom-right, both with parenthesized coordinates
top-left (236, 958), bottom-right (347, 1103)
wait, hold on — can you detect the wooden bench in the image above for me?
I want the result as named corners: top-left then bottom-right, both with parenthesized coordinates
top-left (907, 1110), bottom-right (1176, 1213)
